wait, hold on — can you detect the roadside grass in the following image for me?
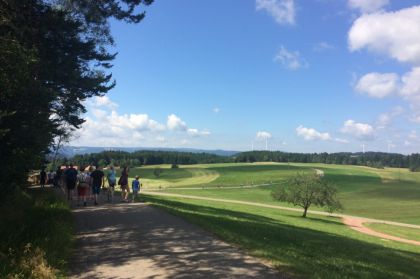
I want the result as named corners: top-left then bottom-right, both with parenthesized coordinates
top-left (364, 223), bottom-right (420, 242)
top-left (0, 187), bottom-right (73, 278)
top-left (143, 194), bottom-right (420, 279)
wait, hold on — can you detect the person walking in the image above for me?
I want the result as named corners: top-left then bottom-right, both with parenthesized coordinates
top-left (77, 166), bottom-right (91, 206)
top-left (90, 165), bottom-right (104, 206)
top-left (131, 175), bottom-right (141, 202)
top-left (65, 164), bottom-right (78, 201)
top-left (106, 166), bottom-right (116, 203)
top-left (54, 166), bottom-right (62, 188)
top-left (119, 166), bottom-right (129, 202)
top-left (40, 168), bottom-right (46, 188)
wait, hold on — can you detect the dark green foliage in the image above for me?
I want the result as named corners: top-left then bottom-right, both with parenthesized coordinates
top-left (0, 188), bottom-right (73, 277)
top-left (235, 151), bottom-right (420, 169)
top-left (271, 173), bottom-right (342, 217)
top-left (171, 163), bottom-right (179, 169)
top-left (66, 150), bottom-right (231, 167)
top-left (0, 0), bottom-right (152, 198)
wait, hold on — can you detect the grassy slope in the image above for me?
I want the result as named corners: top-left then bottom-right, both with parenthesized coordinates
top-left (143, 194), bottom-right (420, 279)
top-left (0, 188), bottom-right (73, 278)
top-left (151, 163), bottom-right (420, 225)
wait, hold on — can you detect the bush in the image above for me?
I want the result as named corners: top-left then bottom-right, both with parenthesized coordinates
top-left (171, 163), bottom-right (179, 169)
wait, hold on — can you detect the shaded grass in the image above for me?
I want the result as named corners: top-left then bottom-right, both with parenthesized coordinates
top-left (143, 194), bottom-right (420, 279)
top-left (0, 187), bottom-right (73, 278)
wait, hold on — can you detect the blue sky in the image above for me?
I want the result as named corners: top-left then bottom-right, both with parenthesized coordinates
top-left (72, 0), bottom-right (420, 154)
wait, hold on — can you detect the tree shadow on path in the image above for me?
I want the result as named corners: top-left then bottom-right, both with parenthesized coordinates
top-left (69, 201), bottom-right (282, 279)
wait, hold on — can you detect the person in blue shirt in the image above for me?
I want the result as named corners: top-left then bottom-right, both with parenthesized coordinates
top-left (131, 175), bottom-right (141, 202)
top-left (106, 166), bottom-right (116, 202)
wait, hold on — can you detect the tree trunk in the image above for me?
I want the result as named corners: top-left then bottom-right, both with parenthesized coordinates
top-left (302, 206), bottom-right (308, 218)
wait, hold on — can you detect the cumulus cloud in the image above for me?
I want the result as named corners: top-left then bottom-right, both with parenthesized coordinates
top-left (73, 97), bottom-right (211, 146)
top-left (355, 72), bottom-right (399, 98)
top-left (256, 131), bottom-right (272, 140)
top-left (296, 125), bottom-right (332, 141)
top-left (274, 46), bottom-right (308, 70)
top-left (347, 0), bottom-right (389, 13)
top-left (167, 114), bottom-right (187, 131)
top-left (256, 0), bottom-right (295, 25)
top-left (348, 6), bottom-right (420, 65)
top-left (341, 120), bottom-right (376, 141)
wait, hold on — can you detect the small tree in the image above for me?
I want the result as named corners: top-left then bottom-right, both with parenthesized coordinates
top-left (153, 167), bottom-right (163, 178)
top-left (271, 173), bottom-right (342, 217)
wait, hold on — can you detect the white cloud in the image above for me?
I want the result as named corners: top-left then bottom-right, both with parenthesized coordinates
top-left (335, 138), bottom-right (349, 144)
top-left (341, 120), bottom-right (376, 141)
top-left (187, 128), bottom-right (211, 137)
top-left (274, 46), bottom-right (308, 70)
top-left (313, 42), bottom-right (335, 52)
top-left (167, 114), bottom-right (187, 131)
top-left (355, 72), bottom-right (399, 98)
top-left (213, 107), bottom-right (220, 114)
top-left (401, 67), bottom-right (420, 109)
top-left (256, 131), bottom-right (272, 140)
top-left (376, 106), bottom-right (404, 129)
top-left (91, 96), bottom-right (118, 110)
top-left (347, 0), bottom-right (389, 13)
top-left (348, 6), bottom-right (420, 65)
top-left (74, 98), bottom-right (211, 146)
top-left (256, 0), bottom-right (295, 25)
top-left (296, 125), bottom-right (332, 141)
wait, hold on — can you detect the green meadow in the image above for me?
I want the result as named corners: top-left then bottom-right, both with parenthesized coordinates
top-left (123, 162), bottom-right (420, 277)
top-left (127, 163), bottom-right (420, 225)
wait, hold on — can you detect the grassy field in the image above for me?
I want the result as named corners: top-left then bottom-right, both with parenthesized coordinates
top-left (0, 187), bottom-right (73, 278)
top-left (142, 194), bottom-right (420, 279)
top-left (132, 163), bottom-right (420, 225)
top-left (365, 223), bottom-right (420, 242)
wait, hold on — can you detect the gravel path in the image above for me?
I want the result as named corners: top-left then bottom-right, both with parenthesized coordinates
top-left (69, 200), bottom-right (282, 279)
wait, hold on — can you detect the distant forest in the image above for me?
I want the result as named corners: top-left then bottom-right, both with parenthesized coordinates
top-left (55, 150), bottom-right (420, 172)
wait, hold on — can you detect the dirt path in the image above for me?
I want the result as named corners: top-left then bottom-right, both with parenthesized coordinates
top-left (69, 199), bottom-right (282, 279)
top-left (143, 191), bottom-right (420, 246)
top-left (342, 217), bottom-right (420, 246)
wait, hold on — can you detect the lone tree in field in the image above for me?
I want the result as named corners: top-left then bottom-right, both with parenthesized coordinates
top-left (271, 172), bottom-right (342, 217)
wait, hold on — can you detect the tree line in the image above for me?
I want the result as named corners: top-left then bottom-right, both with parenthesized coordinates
top-left (55, 150), bottom-right (420, 172)
top-left (57, 150), bottom-right (229, 167)
top-left (235, 151), bottom-right (420, 171)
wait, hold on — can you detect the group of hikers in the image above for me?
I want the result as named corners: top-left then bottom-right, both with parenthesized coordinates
top-left (41, 165), bottom-right (141, 206)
